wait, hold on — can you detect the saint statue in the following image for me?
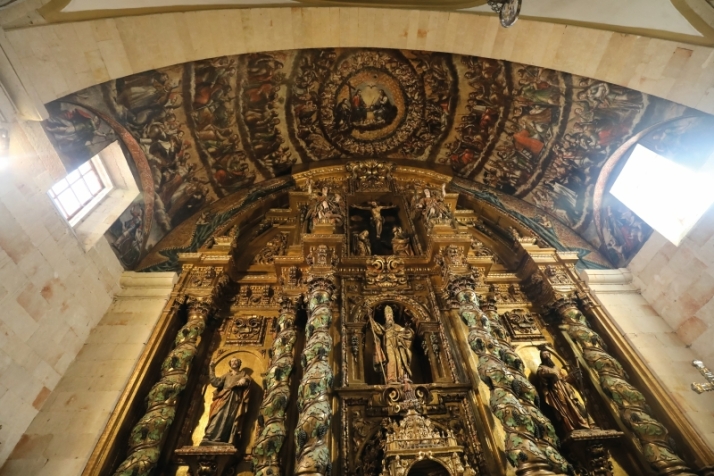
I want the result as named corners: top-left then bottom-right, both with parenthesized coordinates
top-left (369, 305), bottom-right (414, 384)
top-left (201, 357), bottom-right (252, 446)
top-left (354, 229), bottom-right (372, 256)
top-left (352, 201), bottom-right (397, 239)
top-left (306, 183), bottom-right (345, 232)
top-left (537, 350), bottom-right (590, 433)
top-left (391, 226), bottom-right (413, 256)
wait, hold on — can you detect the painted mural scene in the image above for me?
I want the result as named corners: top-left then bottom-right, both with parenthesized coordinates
top-left (2, 3), bottom-right (714, 476)
top-left (43, 48), bottom-right (703, 271)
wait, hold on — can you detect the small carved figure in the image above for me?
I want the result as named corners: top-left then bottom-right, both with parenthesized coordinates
top-left (369, 305), bottom-right (414, 384)
top-left (391, 226), bottom-right (413, 256)
top-left (201, 358), bottom-right (252, 446)
top-left (463, 462), bottom-right (477, 476)
top-left (306, 185), bottom-right (345, 232)
top-left (352, 201), bottom-right (397, 239)
top-left (354, 229), bottom-right (372, 256)
top-left (537, 350), bottom-right (590, 433)
top-left (414, 189), bottom-right (451, 225)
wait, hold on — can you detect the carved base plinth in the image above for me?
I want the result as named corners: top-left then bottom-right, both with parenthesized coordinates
top-left (174, 445), bottom-right (238, 476)
top-left (514, 461), bottom-right (560, 476)
top-left (562, 429), bottom-right (624, 476)
top-left (430, 223), bottom-right (455, 234)
top-left (311, 223), bottom-right (337, 234)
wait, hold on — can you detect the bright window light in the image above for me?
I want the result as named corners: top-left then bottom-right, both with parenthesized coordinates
top-left (48, 155), bottom-right (113, 226)
top-left (611, 144), bottom-right (714, 246)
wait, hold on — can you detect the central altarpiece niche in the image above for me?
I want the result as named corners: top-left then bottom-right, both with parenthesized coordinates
top-left (122, 161), bottom-right (699, 476)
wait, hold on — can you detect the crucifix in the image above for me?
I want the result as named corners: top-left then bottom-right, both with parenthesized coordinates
top-left (351, 201), bottom-right (397, 239)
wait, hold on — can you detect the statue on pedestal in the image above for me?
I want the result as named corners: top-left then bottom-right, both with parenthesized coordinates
top-left (201, 358), bottom-right (251, 446)
top-left (391, 226), bottom-right (413, 256)
top-left (369, 305), bottom-right (414, 384)
top-left (537, 350), bottom-right (590, 433)
top-left (354, 229), bottom-right (372, 256)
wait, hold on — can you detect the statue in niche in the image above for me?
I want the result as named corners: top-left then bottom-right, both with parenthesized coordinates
top-left (354, 229), bottom-right (372, 256)
top-left (413, 189), bottom-right (451, 225)
top-left (306, 182), bottom-right (345, 232)
top-left (537, 349), bottom-right (590, 433)
top-left (201, 357), bottom-right (252, 446)
top-left (352, 201), bottom-right (398, 239)
top-left (369, 305), bottom-right (414, 384)
top-left (391, 226), bottom-right (413, 256)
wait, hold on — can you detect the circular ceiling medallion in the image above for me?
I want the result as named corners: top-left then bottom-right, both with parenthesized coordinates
top-left (499, 0), bottom-right (522, 28)
top-left (287, 49), bottom-right (456, 162)
top-left (320, 51), bottom-right (422, 156)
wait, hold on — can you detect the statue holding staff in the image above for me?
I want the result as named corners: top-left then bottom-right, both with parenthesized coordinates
top-left (369, 305), bottom-right (414, 384)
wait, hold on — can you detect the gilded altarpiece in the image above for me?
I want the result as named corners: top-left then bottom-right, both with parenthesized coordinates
top-left (88, 161), bottom-right (713, 476)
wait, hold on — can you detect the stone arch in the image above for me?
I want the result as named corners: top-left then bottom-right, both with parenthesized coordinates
top-left (8, 8), bottom-right (714, 117)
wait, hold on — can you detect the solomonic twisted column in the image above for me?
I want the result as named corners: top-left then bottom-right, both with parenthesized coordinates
top-left (253, 297), bottom-right (299, 476)
top-left (113, 296), bottom-right (216, 476)
top-left (294, 274), bottom-right (336, 476)
top-left (446, 271), bottom-right (572, 476)
top-left (552, 293), bottom-right (696, 476)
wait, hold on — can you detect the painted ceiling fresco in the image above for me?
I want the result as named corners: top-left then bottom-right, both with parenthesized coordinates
top-left (42, 48), bottom-right (708, 270)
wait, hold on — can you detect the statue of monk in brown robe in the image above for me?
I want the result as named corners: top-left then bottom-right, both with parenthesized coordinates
top-left (537, 350), bottom-right (590, 433)
top-left (201, 357), bottom-right (251, 446)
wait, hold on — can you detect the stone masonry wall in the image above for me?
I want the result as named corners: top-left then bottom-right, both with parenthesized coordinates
top-left (0, 272), bottom-right (176, 476)
top-left (582, 268), bottom-right (714, 455)
top-left (628, 205), bottom-right (714, 368)
top-left (0, 120), bottom-right (125, 466)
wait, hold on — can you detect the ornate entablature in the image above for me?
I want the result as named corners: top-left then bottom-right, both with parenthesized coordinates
top-left (87, 161), bottom-right (711, 476)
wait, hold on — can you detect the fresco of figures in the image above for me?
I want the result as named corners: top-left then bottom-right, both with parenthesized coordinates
top-left (43, 48), bottom-right (703, 269)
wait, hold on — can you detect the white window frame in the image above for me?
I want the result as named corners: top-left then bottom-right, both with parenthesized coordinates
top-left (49, 141), bottom-right (140, 251)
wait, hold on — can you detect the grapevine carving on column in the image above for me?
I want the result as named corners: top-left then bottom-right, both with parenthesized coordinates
top-left (294, 272), bottom-right (337, 476)
top-left (253, 296), bottom-right (299, 476)
top-left (113, 268), bottom-right (229, 476)
top-left (549, 290), bottom-right (697, 476)
top-left (439, 255), bottom-right (573, 476)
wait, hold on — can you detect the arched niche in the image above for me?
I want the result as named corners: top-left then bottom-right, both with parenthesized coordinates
top-left (406, 459), bottom-right (451, 476)
top-left (360, 299), bottom-right (434, 386)
top-left (187, 349), bottom-right (266, 457)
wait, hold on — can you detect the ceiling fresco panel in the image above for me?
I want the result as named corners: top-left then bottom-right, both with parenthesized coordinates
top-left (41, 48), bottom-right (707, 270)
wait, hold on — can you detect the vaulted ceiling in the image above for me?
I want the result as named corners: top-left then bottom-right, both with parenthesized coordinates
top-left (40, 47), bottom-right (714, 272)
top-left (19, 0), bottom-right (713, 46)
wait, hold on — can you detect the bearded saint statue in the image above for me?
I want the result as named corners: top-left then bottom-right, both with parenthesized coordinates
top-left (369, 305), bottom-right (414, 384)
top-left (537, 349), bottom-right (590, 433)
top-left (201, 357), bottom-right (251, 446)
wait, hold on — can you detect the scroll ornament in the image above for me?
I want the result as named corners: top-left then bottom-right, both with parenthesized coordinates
top-left (253, 298), bottom-right (299, 476)
top-left (294, 276), bottom-right (336, 476)
top-left (447, 275), bottom-right (573, 475)
top-left (553, 294), bottom-right (696, 476)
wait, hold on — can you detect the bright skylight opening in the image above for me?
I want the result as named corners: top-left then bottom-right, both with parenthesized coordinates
top-left (611, 144), bottom-right (714, 246)
top-left (48, 156), bottom-right (112, 226)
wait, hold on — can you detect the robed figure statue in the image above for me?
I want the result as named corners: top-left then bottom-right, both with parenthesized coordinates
top-left (201, 357), bottom-right (252, 446)
top-left (369, 305), bottom-right (414, 384)
top-left (537, 350), bottom-right (590, 433)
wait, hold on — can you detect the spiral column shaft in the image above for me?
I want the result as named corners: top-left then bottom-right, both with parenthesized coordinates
top-left (253, 297), bottom-right (299, 476)
top-left (294, 276), bottom-right (336, 476)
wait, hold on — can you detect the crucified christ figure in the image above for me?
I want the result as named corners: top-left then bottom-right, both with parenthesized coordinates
top-left (351, 201), bottom-right (397, 239)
